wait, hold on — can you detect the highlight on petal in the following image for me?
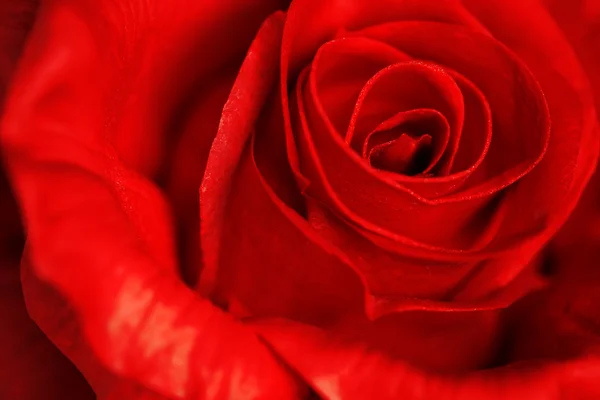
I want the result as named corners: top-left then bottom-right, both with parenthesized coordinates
top-left (166, 71), bottom-right (237, 287)
top-left (198, 8), bottom-right (289, 298)
top-left (1, 2), bottom-right (303, 398)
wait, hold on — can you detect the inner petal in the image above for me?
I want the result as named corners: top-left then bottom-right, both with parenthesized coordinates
top-left (311, 37), bottom-right (412, 136)
top-left (346, 61), bottom-right (465, 176)
top-left (368, 134), bottom-right (432, 175)
top-left (362, 109), bottom-right (450, 176)
top-left (307, 43), bottom-right (493, 202)
top-left (355, 21), bottom-right (550, 197)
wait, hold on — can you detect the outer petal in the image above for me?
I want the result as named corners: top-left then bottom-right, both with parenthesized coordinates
top-left (99, 0), bottom-right (290, 283)
top-left (542, 0), bottom-right (600, 115)
top-left (166, 72), bottom-right (236, 286)
top-left (0, 267), bottom-right (94, 400)
top-left (0, 177), bottom-right (95, 400)
top-left (507, 274), bottom-right (600, 365)
top-left (459, 0), bottom-right (599, 238)
top-left (513, 0), bottom-right (600, 379)
top-left (106, 0), bottom-right (291, 178)
top-left (0, 1), bottom-right (96, 398)
top-left (281, 0), bottom-right (489, 78)
top-left (552, 165), bottom-right (600, 277)
top-left (117, 0), bottom-right (290, 286)
top-left (1, 2), bottom-right (302, 399)
top-left (256, 319), bottom-right (600, 400)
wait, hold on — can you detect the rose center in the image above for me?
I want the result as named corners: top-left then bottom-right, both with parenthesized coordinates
top-left (361, 109), bottom-right (449, 176)
top-left (367, 131), bottom-right (433, 175)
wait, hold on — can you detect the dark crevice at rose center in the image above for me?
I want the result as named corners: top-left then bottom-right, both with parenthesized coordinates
top-left (361, 108), bottom-right (450, 176)
top-left (368, 133), bottom-right (433, 175)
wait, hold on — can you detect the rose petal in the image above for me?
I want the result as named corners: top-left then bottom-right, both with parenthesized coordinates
top-left (108, 0), bottom-right (291, 178)
top-left (367, 132), bottom-right (433, 175)
top-left (310, 37), bottom-right (411, 137)
top-left (0, 2), bottom-right (97, 398)
top-left (342, 61), bottom-right (465, 173)
top-left (282, 0), bottom-right (489, 78)
top-left (0, 260), bottom-right (95, 400)
top-left (279, 0), bottom-right (490, 203)
top-left (166, 71), bottom-right (237, 286)
top-left (310, 51), bottom-right (492, 194)
top-left (208, 142), bottom-right (516, 371)
top-left (508, 280), bottom-right (600, 364)
top-left (324, 309), bottom-right (501, 373)
top-left (304, 199), bottom-right (545, 317)
top-left (335, 61), bottom-right (493, 190)
top-left (256, 318), bottom-right (600, 400)
top-left (542, 0), bottom-right (600, 119)
top-left (294, 66), bottom-right (493, 250)
top-left (362, 109), bottom-right (450, 175)
top-left (207, 130), bottom-right (364, 325)
top-left (460, 0), bottom-right (599, 242)
top-left (286, 21), bottom-right (548, 259)
top-left (2, 3), bottom-right (302, 398)
top-left (354, 21), bottom-right (550, 199)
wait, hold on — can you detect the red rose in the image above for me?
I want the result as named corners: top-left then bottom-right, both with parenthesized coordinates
top-left (1, 0), bottom-right (600, 399)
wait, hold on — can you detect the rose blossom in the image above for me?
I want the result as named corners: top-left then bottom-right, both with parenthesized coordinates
top-left (1, 0), bottom-right (600, 399)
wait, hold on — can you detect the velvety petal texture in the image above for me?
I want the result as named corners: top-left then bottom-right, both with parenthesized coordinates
top-left (255, 319), bottom-right (600, 400)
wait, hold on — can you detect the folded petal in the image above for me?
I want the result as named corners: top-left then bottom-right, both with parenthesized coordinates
top-left (1, 3), bottom-right (302, 398)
